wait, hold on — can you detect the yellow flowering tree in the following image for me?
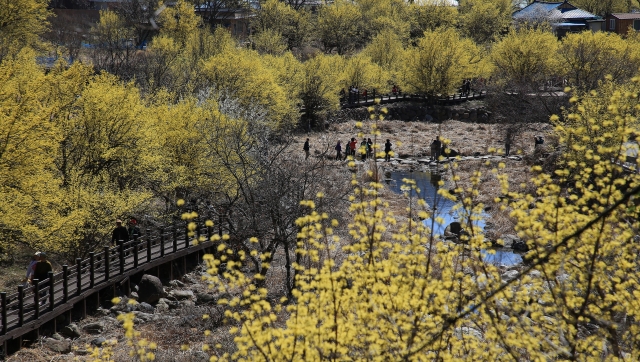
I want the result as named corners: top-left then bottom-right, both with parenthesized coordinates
top-left (192, 77), bottom-right (640, 360)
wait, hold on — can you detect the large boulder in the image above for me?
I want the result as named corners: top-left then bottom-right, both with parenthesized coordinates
top-left (44, 338), bottom-right (71, 353)
top-left (82, 322), bottom-right (105, 335)
top-left (60, 323), bottom-right (81, 338)
top-left (137, 275), bottom-right (166, 304)
top-left (169, 290), bottom-right (195, 301)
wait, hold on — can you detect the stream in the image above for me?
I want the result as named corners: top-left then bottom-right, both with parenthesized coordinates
top-left (386, 170), bottom-right (522, 266)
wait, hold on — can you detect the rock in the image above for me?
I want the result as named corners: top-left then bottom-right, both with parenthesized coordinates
top-left (94, 307), bottom-right (109, 317)
top-left (170, 290), bottom-right (195, 300)
top-left (157, 298), bottom-right (179, 309)
top-left (136, 302), bottom-right (155, 313)
top-left (182, 274), bottom-right (199, 284)
top-left (83, 322), bottom-right (105, 334)
top-left (133, 311), bottom-right (157, 323)
top-left (180, 300), bottom-right (196, 307)
top-left (190, 351), bottom-right (210, 362)
top-left (156, 300), bottom-right (169, 313)
top-left (512, 239), bottom-right (529, 252)
top-left (529, 270), bottom-right (542, 279)
top-left (454, 327), bottom-right (483, 341)
top-left (75, 349), bottom-right (90, 356)
top-left (169, 280), bottom-right (185, 288)
top-left (91, 337), bottom-right (107, 346)
top-left (137, 275), bottom-right (166, 304)
top-left (50, 333), bottom-right (65, 341)
top-left (60, 323), bottom-right (81, 338)
top-left (499, 234), bottom-right (521, 249)
top-left (195, 293), bottom-right (217, 305)
top-left (501, 270), bottom-right (519, 282)
top-left (44, 338), bottom-right (71, 353)
top-left (130, 291), bottom-right (139, 299)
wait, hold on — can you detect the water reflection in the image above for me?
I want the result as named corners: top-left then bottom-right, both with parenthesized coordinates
top-left (387, 170), bottom-right (484, 235)
top-left (387, 170), bottom-right (522, 266)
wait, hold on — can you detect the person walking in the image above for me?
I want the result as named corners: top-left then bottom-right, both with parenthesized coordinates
top-left (303, 138), bottom-right (310, 160)
top-left (384, 139), bottom-right (392, 162)
top-left (112, 219), bottom-right (129, 247)
top-left (335, 141), bottom-right (342, 160)
top-left (128, 217), bottom-right (141, 242)
top-left (31, 252), bottom-right (52, 306)
top-left (24, 252), bottom-right (40, 285)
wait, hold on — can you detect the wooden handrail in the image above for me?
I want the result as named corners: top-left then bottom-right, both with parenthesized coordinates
top-left (0, 221), bottom-right (208, 342)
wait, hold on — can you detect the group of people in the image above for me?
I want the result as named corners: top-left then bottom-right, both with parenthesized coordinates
top-left (333, 138), bottom-right (393, 162)
top-left (340, 86), bottom-right (369, 105)
top-left (24, 251), bottom-right (53, 305)
top-left (21, 217), bottom-right (141, 305)
top-left (111, 217), bottom-right (141, 246)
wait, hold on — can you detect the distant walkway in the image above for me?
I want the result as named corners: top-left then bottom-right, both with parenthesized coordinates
top-left (341, 91), bottom-right (487, 109)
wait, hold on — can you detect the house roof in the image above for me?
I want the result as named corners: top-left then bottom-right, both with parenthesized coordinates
top-left (513, 1), bottom-right (601, 21)
top-left (611, 13), bottom-right (640, 20)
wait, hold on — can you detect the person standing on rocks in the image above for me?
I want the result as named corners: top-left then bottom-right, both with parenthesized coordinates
top-left (349, 138), bottom-right (358, 158)
top-left (534, 135), bottom-right (544, 150)
top-left (112, 219), bottom-right (129, 247)
top-left (384, 139), bottom-right (392, 162)
top-left (335, 141), bottom-right (342, 160)
top-left (505, 132), bottom-right (512, 156)
top-left (367, 138), bottom-right (373, 158)
top-left (431, 137), bottom-right (442, 160)
top-left (303, 138), bottom-right (310, 160)
top-left (360, 139), bottom-right (368, 160)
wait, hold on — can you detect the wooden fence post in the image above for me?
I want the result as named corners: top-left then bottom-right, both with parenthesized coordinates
top-left (62, 265), bottom-right (68, 303)
top-left (1, 292), bottom-right (7, 335)
top-left (103, 247), bottom-right (110, 282)
top-left (119, 243), bottom-right (125, 275)
top-left (34, 279), bottom-right (40, 319)
top-left (159, 228), bottom-right (165, 258)
top-left (89, 252), bottom-right (95, 288)
top-left (18, 285), bottom-right (23, 327)
top-left (48, 271), bottom-right (55, 311)
top-left (173, 228), bottom-right (178, 253)
top-left (185, 222), bottom-right (190, 249)
top-left (146, 231), bottom-right (152, 262)
top-left (76, 258), bottom-right (82, 296)
top-left (133, 242), bottom-right (138, 269)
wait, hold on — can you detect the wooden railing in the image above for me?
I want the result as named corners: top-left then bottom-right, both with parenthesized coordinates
top-left (0, 222), bottom-right (214, 345)
top-left (340, 90), bottom-right (487, 108)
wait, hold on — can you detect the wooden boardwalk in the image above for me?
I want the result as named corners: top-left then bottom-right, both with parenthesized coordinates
top-left (340, 91), bottom-right (487, 109)
top-left (0, 224), bottom-right (215, 354)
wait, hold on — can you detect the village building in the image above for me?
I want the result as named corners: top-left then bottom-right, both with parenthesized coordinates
top-left (605, 13), bottom-right (640, 35)
top-left (513, 0), bottom-right (604, 38)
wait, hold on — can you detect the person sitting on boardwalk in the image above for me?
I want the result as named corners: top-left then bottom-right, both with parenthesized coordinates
top-left (385, 139), bottom-right (392, 162)
top-left (112, 219), bottom-right (129, 246)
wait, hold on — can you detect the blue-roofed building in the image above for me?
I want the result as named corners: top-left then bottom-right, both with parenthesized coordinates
top-left (513, 0), bottom-right (604, 38)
